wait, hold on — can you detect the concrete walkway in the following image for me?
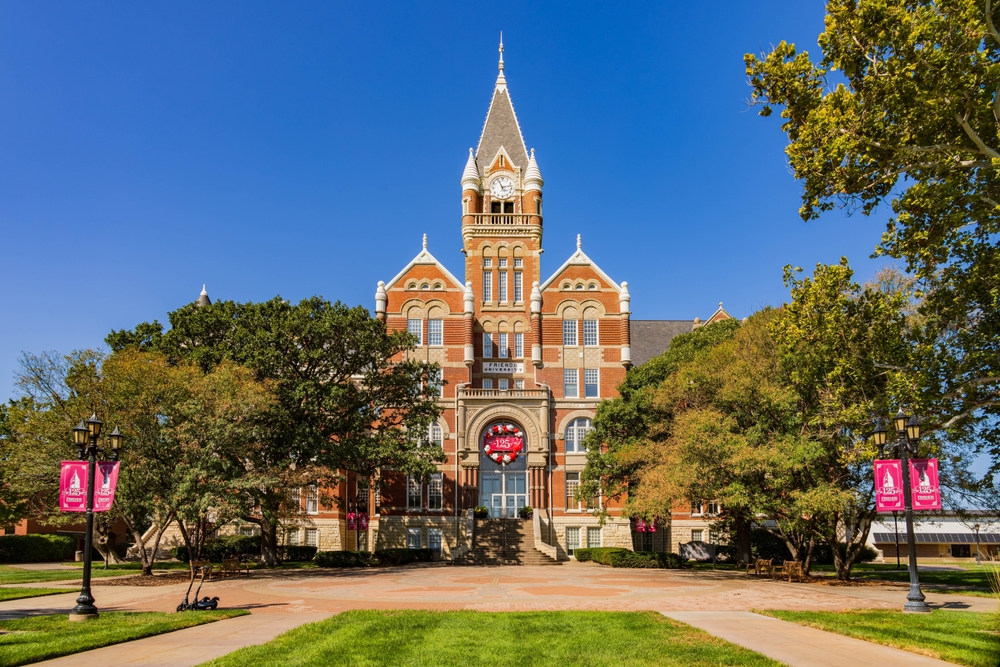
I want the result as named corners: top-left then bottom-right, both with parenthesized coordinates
top-left (663, 611), bottom-right (957, 667)
top-left (29, 612), bottom-right (331, 667)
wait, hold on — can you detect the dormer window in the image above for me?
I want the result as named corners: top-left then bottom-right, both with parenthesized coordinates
top-left (499, 155), bottom-right (505, 168)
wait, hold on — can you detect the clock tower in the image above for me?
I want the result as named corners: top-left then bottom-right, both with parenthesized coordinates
top-left (460, 36), bottom-right (545, 372)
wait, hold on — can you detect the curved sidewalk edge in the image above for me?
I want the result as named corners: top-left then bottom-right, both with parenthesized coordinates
top-left (661, 611), bottom-right (956, 667)
top-left (28, 612), bottom-right (331, 667)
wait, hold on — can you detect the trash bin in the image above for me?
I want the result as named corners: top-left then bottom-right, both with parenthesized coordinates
top-left (75, 550), bottom-right (83, 562)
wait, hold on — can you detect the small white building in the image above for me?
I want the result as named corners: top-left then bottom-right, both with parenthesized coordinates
top-left (867, 512), bottom-right (999, 561)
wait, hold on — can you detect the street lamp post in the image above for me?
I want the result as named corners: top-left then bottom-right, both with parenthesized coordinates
top-left (974, 524), bottom-right (981, 566)
top-left (69, 415), bottom-right (123, 621)
top-left (873, 409), bottom-right (930, 613)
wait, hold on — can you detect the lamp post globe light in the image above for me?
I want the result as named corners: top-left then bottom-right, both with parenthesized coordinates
top-left (873, 408), bottom-right (930, 613)
top-left (69, 414), bottom-right (123, 622)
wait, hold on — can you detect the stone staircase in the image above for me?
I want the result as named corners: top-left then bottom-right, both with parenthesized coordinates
top-left (457, 518), bottom-right (561, 566)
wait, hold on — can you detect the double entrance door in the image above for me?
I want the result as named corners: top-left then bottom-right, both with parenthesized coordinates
top-left (480, 470), bottom-right (526, 518)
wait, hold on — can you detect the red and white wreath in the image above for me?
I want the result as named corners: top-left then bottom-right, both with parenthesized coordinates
top-left (482, 422), bottom-right (524, 464)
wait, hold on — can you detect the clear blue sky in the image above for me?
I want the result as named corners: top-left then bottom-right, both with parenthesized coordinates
top-left (0, 2), bottom-right (893, 400)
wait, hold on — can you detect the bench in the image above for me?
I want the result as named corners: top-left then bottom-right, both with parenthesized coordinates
top-left (747, 558), bottom-right (774, 576)
top-left (221, 557), bottom-right (251, 578)
top-left (771, 560), bottom-right (805, 582)
top-left (189, 559), bottom-right (218, 580)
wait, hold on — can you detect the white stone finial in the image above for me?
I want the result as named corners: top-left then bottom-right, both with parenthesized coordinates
top-left (496, 32), bottom-right (507, 89)
top-left (200, 284), bottom-right (208, 296)
top-left (719, 301), bottom-right (724, 309)
top-left (499, 31), bottom-right (504, 71)
top-left (576, 234), bottom-right (582, 250)
top-left (375, 281), bottom-right (387, 314)
top-left (619, 281), bottom-right (631, 314)
top-left (422, 233), bottom-right (428, 250)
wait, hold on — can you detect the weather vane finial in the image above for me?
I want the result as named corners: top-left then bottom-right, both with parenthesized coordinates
top-left (499, 31), bottom-right (504, 72)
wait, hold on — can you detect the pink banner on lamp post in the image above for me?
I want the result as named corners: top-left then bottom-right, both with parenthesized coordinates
top-left (874, 460), bottom-right (904, 513)
top-left (59, 461), bottom-right (120, 513)
top-left (910, 458), bottom-right (942, 510)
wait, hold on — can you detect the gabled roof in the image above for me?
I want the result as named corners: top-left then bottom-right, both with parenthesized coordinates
top-left (630, 320), bottom-right (696, 366)
top-left (541, 235), bottom-right (623, 293)
top-left (385, 234), bottom-right (463, 290)
top-left (476, 38), bottom-right (529, 170)
top-left (705, 302), bottom-right (733, 325)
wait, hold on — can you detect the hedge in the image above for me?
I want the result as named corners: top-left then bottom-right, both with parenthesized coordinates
top-left (574, 547), bottom-right (684, 569)
top-left (314, 548), bottom-right (434, 568)
top-left (170, 536), bottom-right (316, 563)
top-left (0, 534), bottom-right (76, 563)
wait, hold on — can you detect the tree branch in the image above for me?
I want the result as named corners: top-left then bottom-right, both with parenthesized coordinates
top-left (956, 112), bottom-right (1000, 159)
top-left (987, 0), bottom-right (1000, 48)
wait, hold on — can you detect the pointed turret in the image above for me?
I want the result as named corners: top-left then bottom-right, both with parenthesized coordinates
top-left (196, 285), bottom-right (211, 307)
top-left (461, 148), bottom-right (480, 190)
top-left (523, 148), bottom-right (543, 193)
top-left (476, 36), bottom-right (529, 169)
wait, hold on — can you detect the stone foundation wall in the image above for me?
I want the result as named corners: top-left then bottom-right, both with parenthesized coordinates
top-left (376, 516), bottom-right (465, 558)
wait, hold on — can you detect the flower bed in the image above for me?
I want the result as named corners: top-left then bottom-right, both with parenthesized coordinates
top-left (574, 547), bottom-right (685, 569)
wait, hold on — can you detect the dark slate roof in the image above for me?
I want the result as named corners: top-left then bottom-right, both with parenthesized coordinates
top-left (873, 532), bottom-right (1000, 544)
top-left (476, 87), bottom-right (529, 170)
top-left (630, 320), bottom-right (695, 367)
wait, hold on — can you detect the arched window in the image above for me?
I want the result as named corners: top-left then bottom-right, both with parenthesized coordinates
top-left (428, 421), bottom-right (443, 447)
top-left (565, 417), bottom-right (593, 453)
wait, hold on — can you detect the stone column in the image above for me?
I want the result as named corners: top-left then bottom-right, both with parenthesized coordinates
top-left (375, 281), bottom-right (387, 323)
top-left (463, 282), bottom-right (475, 367)
top-left (619, 281), bottom-right (631, 367)
top-left (530, 281), bottom-right (542, 367)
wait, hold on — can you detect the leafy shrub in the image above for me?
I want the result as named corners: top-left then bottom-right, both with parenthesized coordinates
top-left (0, 534), bottom-right (76, 563)
top-left (315, 551), bottom-right (377, 567)
top-left (374, 548), bottom-right (433, 566)
top-left (518, 506), bottom-right (533, 519)
top-left (574, 547), bottom-right (683, 569)
top-left (282, 546), bottom-right (318, 562)
top-left (473, 506), bottom-right (490, 519)
top-left (314, 548), bottom-right (434, 569)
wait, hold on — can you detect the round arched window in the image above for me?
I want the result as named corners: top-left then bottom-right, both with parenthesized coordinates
top-left (565, 417), bottom-right (593, 453)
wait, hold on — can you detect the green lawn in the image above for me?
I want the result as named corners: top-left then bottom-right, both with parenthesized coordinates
top-left (811, 563), bottom-right (999, 595)
top-left (759, 609), bottom-right (999, 667)
top-left (0, 587), bottom-right (74, 602)
top-left (0, 610), bottom-right (247, 667)
top-left (201, 610), bottom-right (783, 667)
top-left (0, 565), bottom-right (132, 586)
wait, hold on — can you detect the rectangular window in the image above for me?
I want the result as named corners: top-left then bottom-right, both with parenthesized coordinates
top-left (562, 320), bottom-right (578, 346)
top-left (428, 528), bottom-right (443, 553)
top-left (583, 320), bottom-right (599, 346)
top-left (513, 272), bottom-right (523, 302)
top-left (306, 486), bottom-right (319, 514)
top-left (587, 527), bottom-right (601, 548)
top-left (499, 258), bottom-right (508, 268)
top-left (406, 527), bottom-right (422, 549)
top-left (498, 333), bottom-right (508, 358)
top-left (513, 333), bottom-right (523, 358)
top-left (428, 368), bottom-right (443, 396)
top-left (514, 258), bottom-right (523, 268)
top-left (483, 271), bottom-right (492, 301)
top-left (566, 472), bottom-right (580, 509)
top-left (691, 529), bottom-right (704, 542)
top-left (706, 501), bottom-right (720, 515)
top-left (305, 529), bottom-right (318, 547)
top-left (408, 319), bottom-right (423, 346)
top-left (483, 333), bottom-right (493, 358)
top-left (407, 476), bottom-right (422, 510)
top-left (287, 529), bottom-right (301, 546)
top-left (428, 473), bottom-right (443, 510)
top-left (566, 527), bottom-right (580, 555)
top-left (584, 369), bottom-right (599, 398)
top-left (484, 258), bottom-right (493, 268)
top-left (290, 488), bottom-right (301, 509)
top-left (428, 319), bottom-right (443, 346)
top-left (564, 369), bottom-right (579, 398)
top-left (498, 272), bottom-right (508, 302)
top-left (709, 530), bottom-right (718, 544)
top-left (514, 379), bottom-right (524, 390)
top-left (482, 378), bottom-right (493, 390)
top-left (498, 378), bottom-right (508, 391)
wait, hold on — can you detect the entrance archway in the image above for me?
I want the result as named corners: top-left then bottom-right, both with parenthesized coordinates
top-left (479, 421), bottom-right (527, 518)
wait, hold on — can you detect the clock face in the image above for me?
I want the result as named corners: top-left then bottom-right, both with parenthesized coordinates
top-left (490, 176), bottom-right (515, 199)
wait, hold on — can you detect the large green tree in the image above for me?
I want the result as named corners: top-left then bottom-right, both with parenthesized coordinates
top-left (745, 0), bottom-right (1000, 481)
top-left (108, 296), bottom-right (443, 564)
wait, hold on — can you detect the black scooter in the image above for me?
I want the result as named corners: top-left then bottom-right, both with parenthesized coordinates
top-left (177, 564), bottom-right (219, 612)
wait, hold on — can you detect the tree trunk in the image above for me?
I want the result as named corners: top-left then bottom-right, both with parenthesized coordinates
top-left (259, 518), bottom-right (279, 567)
top-left (735, 516), bottom-right (752, 567)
